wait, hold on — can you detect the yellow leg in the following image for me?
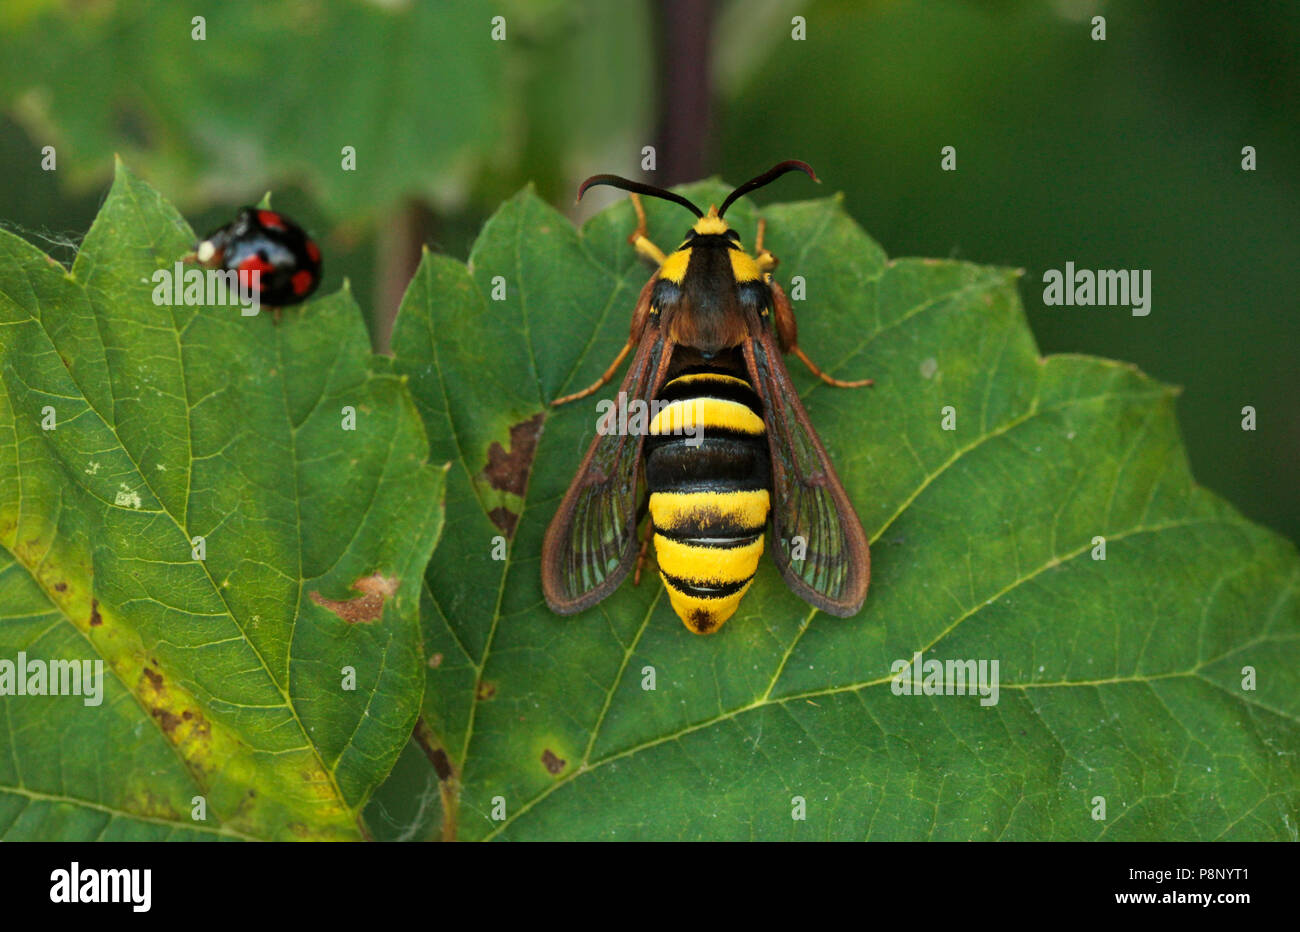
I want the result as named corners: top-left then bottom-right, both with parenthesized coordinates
top-left (771, 275), bottom-right (873, 389)
top-left (550, 341), bottom-right (633, 406)
top-left (793, 346), bottom-right (873, 388)
top-left (754, 217), bottom-right (777, 274)
top-left (629, 194), bottom-right (667, 265)
top-left (552, 201), bottom-right (664, 407)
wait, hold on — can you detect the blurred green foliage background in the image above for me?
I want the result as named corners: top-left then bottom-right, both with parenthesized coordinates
top-left (1, 0), bottom-right (1295, 542)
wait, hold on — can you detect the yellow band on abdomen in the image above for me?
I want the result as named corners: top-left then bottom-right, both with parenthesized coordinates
top-left (653, 533), bottom-right (764, 586)
top-left (649, 397), bottom-right (765, 436)
top-left (649, 489), bottom-right (770, 535)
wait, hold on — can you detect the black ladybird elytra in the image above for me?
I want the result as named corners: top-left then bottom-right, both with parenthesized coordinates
top-left (194, 207), bottom-right (322, 307)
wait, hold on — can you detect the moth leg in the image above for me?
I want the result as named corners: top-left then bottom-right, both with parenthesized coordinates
top-left (633, 508), bottom-right (654, 586)
top-left (771, 279), bottom-right (874, 389)
top-left (551, 275), bottom-right (657, 406)
top-left (628, 193), bottom-right (668, 265)
top-left (551, 342), bottom-right (631, 406)
top-left (791, 346), bottom-right (873, 388)
top-left (754, 217), bottom-right (778, 275)
top-left (748, 215), bottom-right (774, 278)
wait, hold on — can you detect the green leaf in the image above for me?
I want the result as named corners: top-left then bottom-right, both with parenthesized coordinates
top-left (388, 182), bottom-right (1300, 841)
top-left (0, 1), bottom-right (502, 218)
top-left (0, 0), bottom-right (651, 218)
top-left (0, 162), bottom-right (445, 840)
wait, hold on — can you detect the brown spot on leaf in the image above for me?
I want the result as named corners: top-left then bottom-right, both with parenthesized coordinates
top-left (53, 582), bottom-right (67, 592)
top-left (481, 414), bottom-right (544, 535)
top-left (541, 749), bottom-right (566, 775)
top-left (476, 681), bottom-right (497, 701)
top-left (427, 653), bottom-right (443, 669)
top-left (484, 414), bottom-right (542, 495)
top-left (89, 599), bottom-right (102, 627)
top-left (151, 708), bottom-right (182, 735)
top-left (413, 719), bottom-right (452, 773)
top-left (429, 748), bottom-right (453, 781)
top-left (309, 572), bottom-right (399, 624)
top-left (143, 668), bottom-right (163, 689)
top-left (487, 506), bottom-right (518, 537)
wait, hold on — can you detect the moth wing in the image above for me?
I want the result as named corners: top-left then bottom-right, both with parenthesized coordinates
top-left (541, 322), bottom-right (673, 614)
top-left (743, 325), bottom-right (870, 615)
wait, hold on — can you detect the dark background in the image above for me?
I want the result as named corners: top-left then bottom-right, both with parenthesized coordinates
top-left (1, 0), bottom-right (1295, 543)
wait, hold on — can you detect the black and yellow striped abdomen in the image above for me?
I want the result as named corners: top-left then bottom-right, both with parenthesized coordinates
top-left (645, 371), bottom-right (770, 634)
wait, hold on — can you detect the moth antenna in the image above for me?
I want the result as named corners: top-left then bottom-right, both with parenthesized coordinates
top-left (718, 160), bottom-right (820, 218)
top-left (577, 174), bottom-right (704, 219)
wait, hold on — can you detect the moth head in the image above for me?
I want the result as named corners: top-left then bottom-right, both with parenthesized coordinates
top-left (690, 206), bottom-right (730, 237)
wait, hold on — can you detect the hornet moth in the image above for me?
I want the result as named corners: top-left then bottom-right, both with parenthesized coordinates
top-left (541, 161), bottom-right (871, 634)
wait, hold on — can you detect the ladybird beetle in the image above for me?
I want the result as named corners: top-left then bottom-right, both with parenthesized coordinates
top-left (194, 207), bottom-right (322, 308)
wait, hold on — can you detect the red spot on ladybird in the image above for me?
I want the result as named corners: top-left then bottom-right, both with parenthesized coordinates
top-left (257, 210), bottom-right (285, 231)
top-left (306, 240), bottom-right (321, 263)
top-left (238, 254), bottom-right (275, 291)
top-left (291, 269), bottom-right (314, 296)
